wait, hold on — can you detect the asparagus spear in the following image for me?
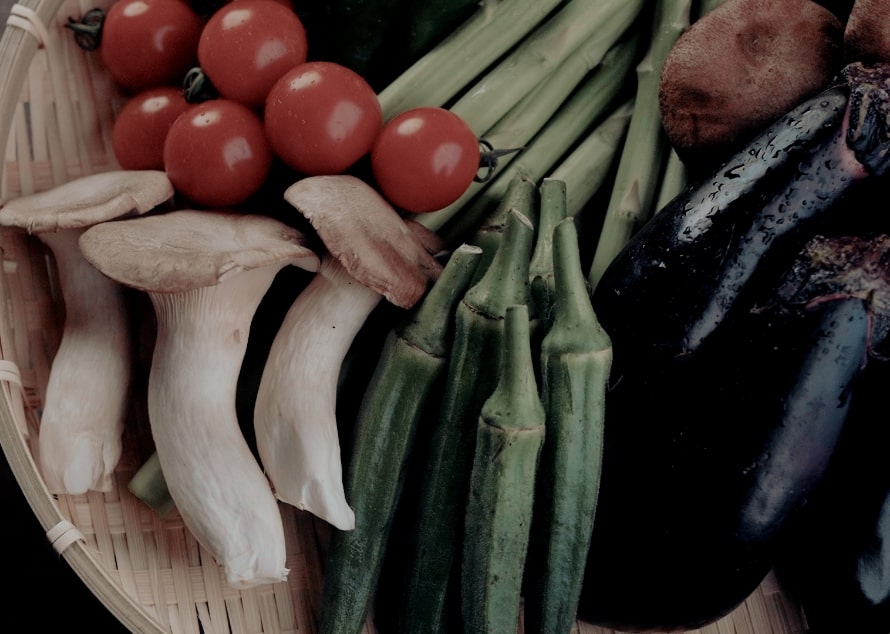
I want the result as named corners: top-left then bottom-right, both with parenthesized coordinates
top-left (587, 0), bottom-right (693, 289)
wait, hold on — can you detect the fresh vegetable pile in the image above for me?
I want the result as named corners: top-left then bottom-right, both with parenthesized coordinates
top-left (5, 0), bottom-right (890, 631)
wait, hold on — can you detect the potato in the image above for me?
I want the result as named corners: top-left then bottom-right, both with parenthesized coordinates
top-left (658, 0), bottom-right (845, 170)
top-left (845, 0), bottom-right (890, 63)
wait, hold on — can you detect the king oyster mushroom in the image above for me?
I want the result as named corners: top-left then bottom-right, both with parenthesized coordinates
top-left (254, 174), bottom-right (443, 530)
top-left (79, 209), bottom-right (319, 588)
top-left (0, 170), bottom-right (174, 494)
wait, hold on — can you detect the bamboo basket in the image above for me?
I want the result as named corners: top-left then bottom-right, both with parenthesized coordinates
top-left (0, 0), bottom-right (813, 632)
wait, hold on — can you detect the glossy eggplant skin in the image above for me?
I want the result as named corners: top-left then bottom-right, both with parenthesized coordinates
top-left (593, 89), bottom-right (852, 361)
top-left (578, 290), bottom-right (870, 630)
top-left (775, 304), bottom-right (890, 634)
top-left (593, 63), bottom-right (890, 361)
top-left (578, 63), bottom-right (890, 631)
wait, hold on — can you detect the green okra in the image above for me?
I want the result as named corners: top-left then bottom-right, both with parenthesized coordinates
top-left (528, 178), bottom-right (568, 336)
top-left (469, 174), bottom-right (538, 282)
top-left (462, 303), bottom-right (545, 634)
top-left (398, 208), bottom-right (535, 633)
top-left (524, 217), bottom-right (613, 634)
top-left (318, 244), bottom-right (483, 634)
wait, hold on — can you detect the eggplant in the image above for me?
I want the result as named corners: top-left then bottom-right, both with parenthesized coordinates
top-left (593, 62), bottom-right (890, 361)
top-left (578, 62), bottom-right (890, 631)
top-left (773, 236), bottom-right (890, 633)
top-left (775, 358), bottom-right (890, 634)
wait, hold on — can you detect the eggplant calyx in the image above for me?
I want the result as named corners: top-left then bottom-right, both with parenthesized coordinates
top-left (843, 62), bottom-right (890, 177)
top-left (767, 233), bottom-right (890, 358)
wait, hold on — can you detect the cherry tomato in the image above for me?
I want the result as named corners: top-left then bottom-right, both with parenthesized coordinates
top-left (112, 86), bottom-right (190, 170)
top-left (100, 0), bottom-right (204, 92)
top-left (264, 61), bottom-right (383, 175)
top-left (163, 99), bottom-right (272, 208)
top-left (197, 0), bottom-right (308, 110)
top-left (370, 107), bottom-right (480, 213)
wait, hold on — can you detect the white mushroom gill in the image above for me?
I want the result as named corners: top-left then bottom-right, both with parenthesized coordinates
top-left (255, 254), bottom-right (380, 530)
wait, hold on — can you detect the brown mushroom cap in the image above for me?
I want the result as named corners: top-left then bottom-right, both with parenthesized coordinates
top-left (283, 174), bottom-right (443, 309)
top-left (0, 170), bottom-right (174, 233)
top-left (79, 209), bottom-right (320, 293)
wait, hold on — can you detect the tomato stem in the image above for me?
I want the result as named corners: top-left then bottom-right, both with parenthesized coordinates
top-left (476, 139), bottom-right (524, 183)
top-left (182, 67), bottom-right (219, 104)
top-left (65, 8), bottom-right (105, 52)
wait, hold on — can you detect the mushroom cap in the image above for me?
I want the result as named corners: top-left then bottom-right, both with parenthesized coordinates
top-left (283, 174), bottom-right (444, 309)
top-left (0, 170), bottom-right (174, 233)
top-left (79, 209), bottom-right (320, 293)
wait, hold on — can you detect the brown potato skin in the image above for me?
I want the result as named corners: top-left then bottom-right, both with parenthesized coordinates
top-left (658, 0), bottom-right (844, 171)
top-left (845, 0), bottom-right (890, 63)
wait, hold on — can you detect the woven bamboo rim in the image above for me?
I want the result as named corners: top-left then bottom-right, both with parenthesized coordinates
top-left (0, 1), bottom-right (812, 632)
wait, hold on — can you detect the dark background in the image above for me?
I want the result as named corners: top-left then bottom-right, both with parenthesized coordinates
top-left (0, 0), bottom-right (128, 630)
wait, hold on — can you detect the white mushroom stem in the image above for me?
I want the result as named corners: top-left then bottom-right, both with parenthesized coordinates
top-left (255, 254), bottom-right (381, 530)
top-left (37, 228), bottom-right (131, 494)
top-left (148, 264), bottom-right (290, 588)
top-left (256, 174), bottom-right (444, 530)
top-left (78, 209), bottom-right (319, 589)
top-left (0, 170), bottom-right (174, 495)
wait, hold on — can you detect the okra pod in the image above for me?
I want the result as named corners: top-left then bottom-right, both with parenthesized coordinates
top-left (528, 179), bottom-right (569, 337)
top-left (318, 244), bottom-right (483, 634)
top-left (469, 174), bottom-right (538, 282)
top-left (462, 304), bottom-right (545, 634)
top-left (397, 208), bottom-right (535, 633)
top-left (524, 217), bottom-right (612, 634)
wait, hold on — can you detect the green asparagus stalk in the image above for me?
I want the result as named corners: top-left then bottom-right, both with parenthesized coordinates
top-left (377, 0), bottom-right (564, 120)
top-left (547, 99), bottom-right (634, 219)
top-left (524, 217), bottom-right (613, 634)
top-left (449, 0), bottom-right (646, 136)
top-left (454, 97), bottom-right (632, 254)
top-left (461, 303), bottom-right (545, 634)
top-left (433, 37), bottom-right (641, 246)
top-left (653, 147), bottom-right (689, 212)
top-left (418, 32), bottom-right (642, 237)
top-left (318, 244), bottom-right (483, 634)
top-left (587, 0), bottom-right (692, 289)
top-left (398, 208), bottom-right (535, 633)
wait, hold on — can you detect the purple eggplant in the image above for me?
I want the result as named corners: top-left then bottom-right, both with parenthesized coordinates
top-left (594, 62), bottom-right (890, 359)
top-left (775, 357), bottom-right (890, 634)
top-left (578, 63), bottom-right (890, 631)
top-left (773, 236), bottom-right (890, 633)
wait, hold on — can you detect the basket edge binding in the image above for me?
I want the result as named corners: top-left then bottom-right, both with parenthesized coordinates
top-left (0, 1), bottom-right (168, 631)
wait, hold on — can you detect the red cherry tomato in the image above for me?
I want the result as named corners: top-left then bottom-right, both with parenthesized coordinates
top-left (100, 0), bottom-right (204, 92)
top-left (264, 61), bottom-right (383, 175)
top-left (163, 99), bottom-right (272, 208)
top-left (370, 107), bottom-right (480, 213)
top-left (112, 86), bottom-right (190, 170)
top-left (197, 0), bottom-right (308, 110)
